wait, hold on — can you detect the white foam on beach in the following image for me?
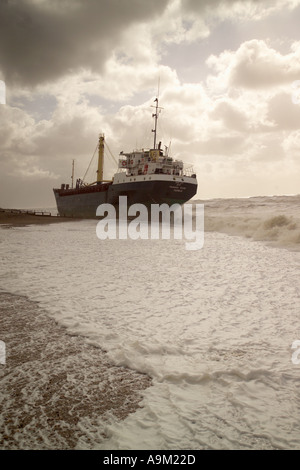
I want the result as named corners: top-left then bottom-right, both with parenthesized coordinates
top-left (1, 195), bottom-right (300, 449)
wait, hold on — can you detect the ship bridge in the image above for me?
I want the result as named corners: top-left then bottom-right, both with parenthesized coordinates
top-left (117, 145), bottom-right (195, 179)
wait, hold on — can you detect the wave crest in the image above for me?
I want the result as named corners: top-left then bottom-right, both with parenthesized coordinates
top-left (193, 195), bottom-right (300, 251)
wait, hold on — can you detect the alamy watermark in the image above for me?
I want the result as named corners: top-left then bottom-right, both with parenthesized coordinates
top-left (0, 340), bottom-right (6, 365)
top-left (291, 340), bottom-right (300, 365)
top-left (95, 196), bottom-right (204, 250)
top-left (291, 81), bottom-right (300, 104)
top-left (0, 80), bottom-right (5, 104)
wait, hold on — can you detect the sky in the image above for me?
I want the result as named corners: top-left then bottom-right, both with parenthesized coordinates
top-left (1, 0), bottom-right (300, 208)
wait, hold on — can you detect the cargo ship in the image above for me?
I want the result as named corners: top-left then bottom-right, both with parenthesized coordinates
top-left (53, 98), bottom-right (198, 218)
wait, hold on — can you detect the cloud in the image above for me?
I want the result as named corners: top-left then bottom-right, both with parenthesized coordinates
top-left (184, 0), bottom-right (300, 21)
top-left (0, 0), bottom-right (169, 86)
top-left (210, 100), bottom-right (248, 131)
top-left (267, 91), bottom-right (300, 129)
top-left (282, 129), bottom-right (300, 157)
top-left (3, 0), bottom-right (298, 89)
top-left (2, 0), bottom-right (300, 206)
top-left (207, 40), bottom-right (300, 91)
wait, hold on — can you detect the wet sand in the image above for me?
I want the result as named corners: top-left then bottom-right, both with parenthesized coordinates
top-left (0, 210), bottom-right (80, 227)
top-left (0, 292), bottom-right (151, 450)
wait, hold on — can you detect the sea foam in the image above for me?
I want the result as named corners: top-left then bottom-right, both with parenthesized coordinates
top-left (1, 195), bottom-right (300, 449)
top-left (195, 195), bottom-right (300, 251)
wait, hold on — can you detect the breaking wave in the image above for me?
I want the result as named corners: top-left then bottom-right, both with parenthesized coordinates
top-left (194, 195), bottom-right (300, 251)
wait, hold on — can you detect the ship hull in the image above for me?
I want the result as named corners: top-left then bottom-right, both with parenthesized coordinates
top-left (53, 177), bottom-right (197, 218)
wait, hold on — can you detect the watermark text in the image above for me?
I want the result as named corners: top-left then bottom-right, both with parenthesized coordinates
top-left (291, 340), bottom-right (300, 365)
top-left (0, 80), bottom-right (5, 104)
top-left (291, 80), bottom-right (300, 104)
top-left (0, 340), bottom-right (6, 365)
top-left (96, 197), bottom-right (204, 250)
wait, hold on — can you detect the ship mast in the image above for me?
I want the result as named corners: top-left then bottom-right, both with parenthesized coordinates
top-left (71, 159), bottom-right (75, 188)
top-left (151, 97), bottom-right (163, 149)
top-left (97, 133), bottom-right (104, 183)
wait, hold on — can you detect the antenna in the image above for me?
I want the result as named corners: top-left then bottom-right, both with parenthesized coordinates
top-left (71, 159), bottom-right (75, 188)
top-left (151, 77), bottom-right (163, 149)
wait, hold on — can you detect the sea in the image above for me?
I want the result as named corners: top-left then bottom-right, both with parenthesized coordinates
top-left (1, 194), bottom-right (300, 450)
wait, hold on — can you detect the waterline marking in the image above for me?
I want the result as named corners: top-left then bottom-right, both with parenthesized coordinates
top-left (96, 196), bottom-right (204, 250)
top-left (0, 340), bottom-right (6, 365)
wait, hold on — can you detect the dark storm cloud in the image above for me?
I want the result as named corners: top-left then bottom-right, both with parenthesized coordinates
top-left (0, 0), bottom-right (169, 86)
top-left (184, 0), bottom-right (275, 11)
